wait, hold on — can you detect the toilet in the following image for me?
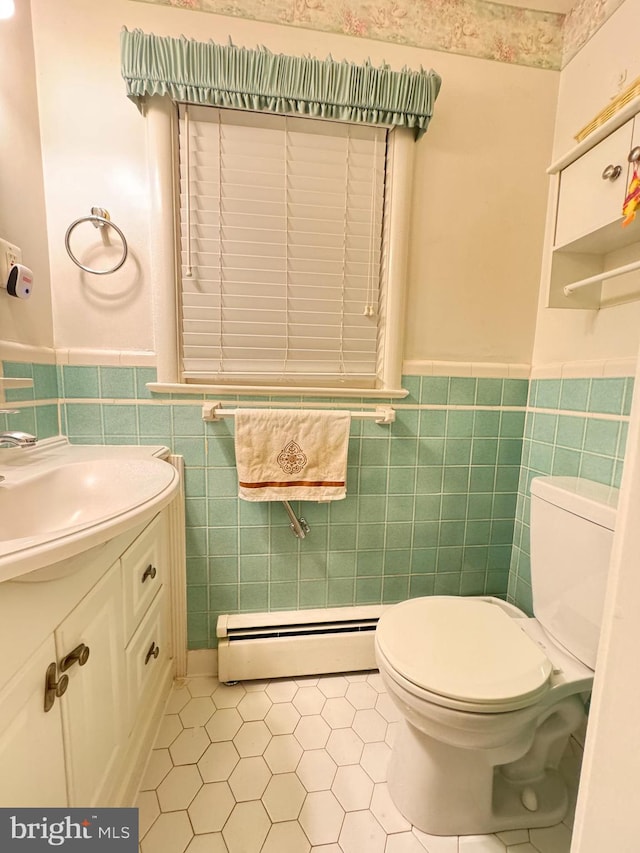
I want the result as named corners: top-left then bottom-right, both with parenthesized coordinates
top-left (375, 475), bottom-right (618, 836)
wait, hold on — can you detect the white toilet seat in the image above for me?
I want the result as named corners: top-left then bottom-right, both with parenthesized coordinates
top-left (374, 473), bottom-right (616, 836)
top-left (375, 597), bottom-right (554, 713)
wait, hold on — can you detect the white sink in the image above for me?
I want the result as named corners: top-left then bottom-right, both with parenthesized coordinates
top-left (0, 443), bottom-right (180, 583)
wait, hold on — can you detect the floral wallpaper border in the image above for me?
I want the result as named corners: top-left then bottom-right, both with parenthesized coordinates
top-left (133, 0), bottom-right (564, 70)
top-left (562, 0), bottom-right (625, 66)
top-left (131, 0), bottom-right (626, 73)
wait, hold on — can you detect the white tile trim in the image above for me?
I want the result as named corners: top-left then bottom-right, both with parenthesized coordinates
top-left (603, 358), bottom-right (637, 377)
top-left (147, 382), bottom-right (408, 399)
top-left (55, 348), bottom-right (157, 367)
top-left (0, 341), bottom-right (56, 364)
top-left (530, 358), bottom-right (636, 379)
top-left (403, 360), bottom-right (530, 378)
top-left (528, 406), bottom-right (630, 422)
top-left (507, 364), bottom-right (533, 379)
top-left (0, 378), bottom-right (34, 390)
top-left (0, 399), bottom-right (59, 409)
top-left (61, 397), bottom-right (527, 413)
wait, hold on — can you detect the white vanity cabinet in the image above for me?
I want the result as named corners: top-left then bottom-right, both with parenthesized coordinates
top-left (0, 635), bottom-right (68, 807)
top-left (55, 561), bottom-right (127, 806)
top-left (547, 103), bottom-right (640, 308)
top-left (0, 505), bottom-right (177, 809)
top-left (121, 513), bottom-right (172, 737)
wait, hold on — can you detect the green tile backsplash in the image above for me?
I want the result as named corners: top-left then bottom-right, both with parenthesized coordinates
top-left (508, 377), bottom-right (631, 613)
top-left (1, 361), bottom-right (60, 438)
top-left (5, 362), bottom-right (631, 652)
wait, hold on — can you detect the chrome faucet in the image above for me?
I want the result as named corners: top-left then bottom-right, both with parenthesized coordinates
top-left (0, 431), bottom-right (37, 448)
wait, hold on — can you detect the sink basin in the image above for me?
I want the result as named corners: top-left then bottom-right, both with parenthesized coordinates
top-left (0, 458), bottom-right (175, 539)
top-left (0, 451), bottom-right (179, 582)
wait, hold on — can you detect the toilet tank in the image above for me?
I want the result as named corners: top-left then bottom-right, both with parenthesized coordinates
top-left (530, 476), bottom-right (618, 670)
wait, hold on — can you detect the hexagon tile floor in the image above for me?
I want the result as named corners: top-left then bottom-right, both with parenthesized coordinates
top-left (137, 671), bottom-right (582, 853)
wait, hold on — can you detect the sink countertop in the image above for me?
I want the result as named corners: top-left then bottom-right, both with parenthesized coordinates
top-left (0, 437), bottom-right (170, 480)
top-left (0, 438), bottom-right (180, 583)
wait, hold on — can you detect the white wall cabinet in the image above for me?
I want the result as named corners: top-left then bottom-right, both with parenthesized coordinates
top-left (546, 102), bottom-right (640, 308)
top-left (0, 505), bottom-right (176, 808)
top-left (555, 120), bottom-right (634, 249)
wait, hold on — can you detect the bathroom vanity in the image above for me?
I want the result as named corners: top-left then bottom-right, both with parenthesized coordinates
top-left (0, 442), bottom-right (183, 807)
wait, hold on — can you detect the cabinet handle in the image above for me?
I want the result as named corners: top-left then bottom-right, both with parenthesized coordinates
top-left (60, 643), bottom-right (90, 672)
top-left (145, 642), bottom-right (160, 665)
top-left (601, 164), bottom-right (622, 181)
top-left (142, 564), bottom-right (157, 583)
top-left (44, 662), bottom-right (69, 713)
top-left (629, 147), bottom-right (640, 164)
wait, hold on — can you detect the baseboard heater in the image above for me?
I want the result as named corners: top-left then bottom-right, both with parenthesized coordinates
top-left (216, 605), bottom-right (387, 683)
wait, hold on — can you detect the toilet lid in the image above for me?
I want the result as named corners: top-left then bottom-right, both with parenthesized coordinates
top-left (376, 598), bottom-right (553, 707)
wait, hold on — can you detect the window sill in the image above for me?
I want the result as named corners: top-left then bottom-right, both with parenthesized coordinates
top-left (146, 382), bottom-right (409, 400)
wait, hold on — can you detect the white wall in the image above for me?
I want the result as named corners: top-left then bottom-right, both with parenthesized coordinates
top-left (0, 0), bottom-right (53, 355)
top-left (30, 0), bottom-right (558, 368)
top-left (571, 351), bottom-right (640, 848)
top-left (531, 0), bottom-right (640, 370)
top-left (527, 4), bottom-right (640, 847)
top-left (407, 56), bottom-right (557, 366)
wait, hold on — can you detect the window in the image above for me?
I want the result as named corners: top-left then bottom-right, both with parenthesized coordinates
top-left (123, 30), bottom-right (439, 396)
top-left (176, 104), bottom-right (408, 392)
top-left (144, 98), bottom-right (414, 397)
top-left (178, 106), bottom-right (389, 388)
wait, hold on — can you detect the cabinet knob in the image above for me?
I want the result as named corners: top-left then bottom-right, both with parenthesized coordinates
top-left (629, 146), bottom-right (640, 164)
top-left (145, 642), bottom-right (160, 665)
top-left (142, 564), bottom-right (157, 583)
top-left (60, 643), bottom-right (91, 672)
top-left (601, 164), bottom-right (622, 181)
top-left (44, 662), bottom-right (69, 713)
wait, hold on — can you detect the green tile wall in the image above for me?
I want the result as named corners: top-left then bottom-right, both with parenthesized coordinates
top-left (53, 365), bottom-right (528, 649)
top-left (508, 376), bottom-right (632, 613)
top-left (5, 361), bottom-right (632, 653)
top-left (1, 361), bottom-right (60, 439)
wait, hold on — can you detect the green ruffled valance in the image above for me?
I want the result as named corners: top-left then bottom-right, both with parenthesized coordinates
top-left (120, 28), bottom-right (441, 138)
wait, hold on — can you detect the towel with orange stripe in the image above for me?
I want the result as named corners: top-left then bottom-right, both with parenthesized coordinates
top-left (234, 409), bottom-right (351, 502)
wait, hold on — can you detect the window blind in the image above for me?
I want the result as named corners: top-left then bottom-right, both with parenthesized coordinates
top-left (178, 105), bottom-right (388, 386)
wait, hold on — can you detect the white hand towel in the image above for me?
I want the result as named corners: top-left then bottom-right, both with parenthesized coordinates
top-left (234, 409), bottom-right (351, 502)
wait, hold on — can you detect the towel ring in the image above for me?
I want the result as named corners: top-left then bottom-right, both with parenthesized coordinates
top-left (64, 207), bottom-right (128, 275)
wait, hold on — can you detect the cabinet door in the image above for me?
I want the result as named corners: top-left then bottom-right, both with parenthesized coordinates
top-left (0, 635), bottom-right (67, 806)
top-left (555, 119), bottom-right (634, 248)
top-left (55, 561), bottom-right (126, 806)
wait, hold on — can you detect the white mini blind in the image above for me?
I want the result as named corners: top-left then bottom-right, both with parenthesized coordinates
top-left (177, 105), bottom-right (388, 386)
